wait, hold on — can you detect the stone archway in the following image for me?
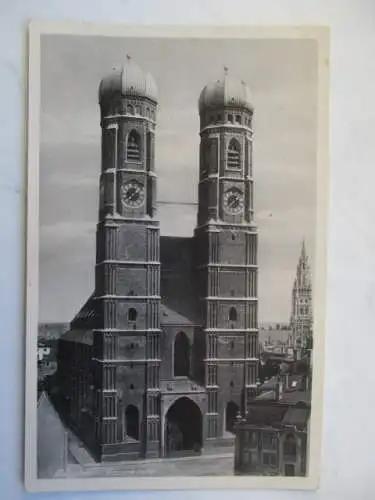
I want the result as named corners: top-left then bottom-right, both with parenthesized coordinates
top-left (225, 401), bottom-right (239, 433)
top-left (165, 397), bottom-right (202, 457)
top-left (125, 405), bottom-right (139, 441)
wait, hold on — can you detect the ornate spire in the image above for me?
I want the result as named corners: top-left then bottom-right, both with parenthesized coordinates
top-left (290, 238), bottom-right (313, 348)
top-left (224, 65), bottom-right (228, 75)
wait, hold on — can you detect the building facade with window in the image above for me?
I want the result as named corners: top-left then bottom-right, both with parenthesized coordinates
top-left (234, 375), bottom-right (311, 476)
top-left (54, 58), bottom-right (259, 462)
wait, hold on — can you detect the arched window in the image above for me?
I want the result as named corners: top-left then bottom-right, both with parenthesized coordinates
top-left (127, 105), bottom-right (134, 115)
top-left (174, 332), bottom-right (190, 377)
top-left (283, 434), bottom-right (297, 458)
top-left (227, 139), bottom-right (241, 169)
top-left (236, 115), bottom-right (242, 124)
top-left (127, 131), bottom-right (141, 161)
top-left (128, 308), bottom-right (137, 323)
top-left (229, 307), bottom-right (237, 322)
top-left (125, 405), bottom-right (139, 440)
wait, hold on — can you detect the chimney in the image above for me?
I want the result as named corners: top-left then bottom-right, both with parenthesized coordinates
top-left (275, 381), bottom-right (283, 401)
top-left (281, 371), bottom-right (289, 389)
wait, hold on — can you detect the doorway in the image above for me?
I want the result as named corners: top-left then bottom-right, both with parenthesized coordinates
top-left (165, 397), bottom-right (202, 456)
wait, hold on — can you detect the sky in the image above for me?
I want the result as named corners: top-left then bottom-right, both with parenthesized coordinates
top-left (38, 34), bottom-right (318, 323)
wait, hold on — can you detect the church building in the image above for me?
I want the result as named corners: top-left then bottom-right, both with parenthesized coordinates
top-left (54, 56), bottom-right (259, 462)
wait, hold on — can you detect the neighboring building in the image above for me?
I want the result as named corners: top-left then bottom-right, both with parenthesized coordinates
top-left (290, 241), bottom-right (313, 348)
top-left (37, 392), bottom-right (68, 478)
top-left (259, 327), bottom-right (293, 347)
top-left (54, 58), bottom-right (259, 462)
top-left (38, 323), bottom-right (69, 380)
top-left (37, 343), bottom-right (57, 382)
top-left (37, 344), bottom-right (51, 362)
top-left (39, 322), bottom-right (70, 341)
top-left (234, 374), bottom-right (311, 477)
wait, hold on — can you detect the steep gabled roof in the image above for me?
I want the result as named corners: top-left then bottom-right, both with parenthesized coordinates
top-left (160, 304), bottom-right (197, 326)
top-left (60, 329), bottom-right (94, 346)
top-left (281, 407), bottom-right (310, 427)
top-left (70, 293), bottom-right (98, 330)
top-left (246, 404), bottom-right (288, 426)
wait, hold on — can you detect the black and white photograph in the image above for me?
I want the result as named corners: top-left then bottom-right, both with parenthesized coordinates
top-left (26, 22), bottom-right (329, 492)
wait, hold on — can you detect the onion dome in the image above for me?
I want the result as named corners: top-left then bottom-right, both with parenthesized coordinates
top-left (99, 55), bottom-right (158, 104)
top-left (199, 68), bottom-right (253, 114)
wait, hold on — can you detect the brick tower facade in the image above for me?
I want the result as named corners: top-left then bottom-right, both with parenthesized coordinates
top-left (92, 58), bottom-right (161, 461)
top-left (194, 70), bottom-right (259, 440)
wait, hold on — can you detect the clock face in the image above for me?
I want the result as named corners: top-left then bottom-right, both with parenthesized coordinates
top-left (223, 187), bottom-right (245, 215)
top-left (121, 180), bottom-right (145, 208)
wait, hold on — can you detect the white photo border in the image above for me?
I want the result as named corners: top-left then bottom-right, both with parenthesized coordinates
top-left (25, 20), bottom-right (330, 493)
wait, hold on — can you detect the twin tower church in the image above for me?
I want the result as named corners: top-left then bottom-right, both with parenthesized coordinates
top-left (55, 56), bottom-right (261, 462)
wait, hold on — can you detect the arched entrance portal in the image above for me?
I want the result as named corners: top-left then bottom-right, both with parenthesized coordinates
top-left (226, 401), bottom-right (239, 433)
top-left (125, 405), bottom-right (139, 441)
top-left (165, 397), bottom-right (202, 457)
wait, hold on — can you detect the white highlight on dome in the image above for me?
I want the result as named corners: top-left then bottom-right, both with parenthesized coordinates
top-left (99, 56), bottom-right (158, 103)
top-left (199, 69), bottom-right (253, 114)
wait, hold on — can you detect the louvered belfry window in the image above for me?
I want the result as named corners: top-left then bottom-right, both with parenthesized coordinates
top-left (227, 138), bottom-right (241, 169)
top-left (127, 130), bottom-right (141, 161)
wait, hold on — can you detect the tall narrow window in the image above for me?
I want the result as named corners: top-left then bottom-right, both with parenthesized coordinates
top-left (227, 138), bottom-right (241, 169)
top-left (283, 434), bottom-right (297, 459)
top-left (127, 130), bottom-right (141, 161)
top-left (128, 308), bottom-right (137, 323)
top-left (229, 307), bottom-right (237, 322)
top-left (174, 332), bottom-right (190, 377)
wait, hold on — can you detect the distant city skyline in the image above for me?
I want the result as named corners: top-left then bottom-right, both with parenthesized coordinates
top-left (39, 35), bottom-right (317, 323)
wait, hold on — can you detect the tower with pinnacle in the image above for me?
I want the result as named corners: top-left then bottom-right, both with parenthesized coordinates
top-left (290, 240), bottom-right (313, 348)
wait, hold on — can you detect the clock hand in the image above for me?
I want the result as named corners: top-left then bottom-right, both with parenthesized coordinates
top-left (127, 188), bottom-right (139, 201)
top-left (228, 195), bottom-right (239, 208)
